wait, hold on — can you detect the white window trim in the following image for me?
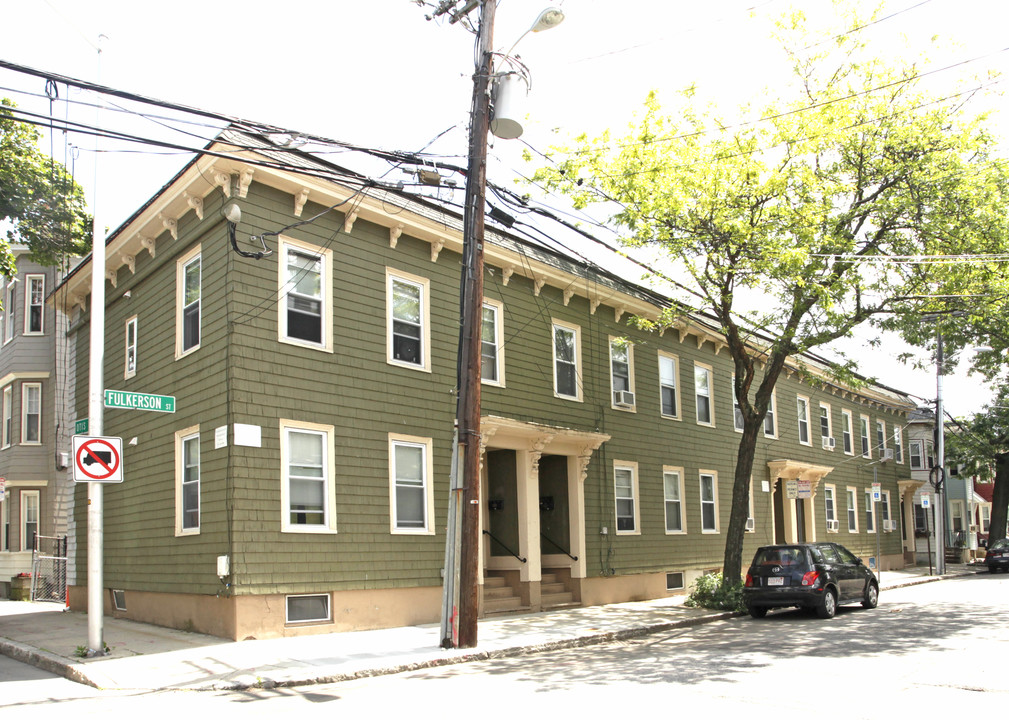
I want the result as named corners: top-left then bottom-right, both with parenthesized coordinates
top-left (1, 385), bottom-right (11, 449)
top-left (609, 337), bottom-right (636, 411)
top-left (552, 319), bottom-right (583, 401)
top-left (876, 420), bottom-right (887, 456)
top-left (819, 402), bottom-right (833, 450)
top-left (663, 466), bottom-right (686, 535)
top-left (4, 279), bottom-right (15, 344)
top-left (881, 490), bottom-right (893, 530)
top-left (982, 505), bottom-right (991, 532)
top-left (614, 461), bottom-right (640, 536)
top-left (386, 268), bottom-right (431, 372)
top-left (732, 375), bottom-right (744, 433)
top-left (847, 486), bottom-right (859, 533)
top-left (278, 236), bottom-right (333, 353)
top-left (286, 593), bottom-right (332, 624)
top-left (763, 390), bottom-right (778, 438)
top-left (481, 298), bottom-right (505, 387)
top-left (694, 362), bottom-right (715, 427)
top-left (174, 425), bottom-right (201, 537)
top-left (699, 470), bottom-right (720, 533)
top-left (175, 244), bottom-right (202, 359)
top-left (658, 351), bottom-right (680, 420)
top-left (841, 409), bottom-right (854, 456)
top-left (860, 414), bottom-right (871, 459)
top-left (280, 419), bottom-right (337, 534)
top-left (893, 425), bottom-right (904, 464)
top-left (909, 439), bottom-right (923, 469)
top-left (124, 315), bottom-right (138, 380)
top-left (24, 274), bottom-right (44, 335)
top-left (20, 382), bottom-right (41, 445)
top-left (746, 480), bottom-right (756, 533)
top-left (824, 483), bottom-right (837, 530)
top-left (389, 433), bottom-right (435, 535)
top-left (796, 395), bottom-right (811, 446)
top-left (865, 490), bottom-right (876, 534)
top-left (20, 489), bottom-right (39, 552)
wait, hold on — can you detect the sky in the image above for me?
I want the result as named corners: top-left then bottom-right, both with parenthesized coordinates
top-left (2, 0), bottom-right (1007, 416)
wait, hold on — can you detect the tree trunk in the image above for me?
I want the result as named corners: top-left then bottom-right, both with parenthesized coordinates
top-left (722, 417), bottom-right (761, 585)
top-left (989, 452), bottom-right (1009, 544)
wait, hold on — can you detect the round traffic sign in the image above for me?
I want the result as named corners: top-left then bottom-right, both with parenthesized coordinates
top-left (75, 438), bottom-right (121, 480)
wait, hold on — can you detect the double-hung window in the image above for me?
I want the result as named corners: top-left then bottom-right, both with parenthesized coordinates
top-left (21, 490), bottom-right (39, 552)
top-left (176, 245), bottom-right (201, 358)
top-left (125, 316), bottom-right (138, 379)
top-left (280, 238), bottom-right (332, 351)
top-left (21, 383), bottom-right (41, 444)
top-left (864, 490), bottom-right (875, 533)
top-left (909, 440), bottom-right (922, 469)
top-left (819, 403), bottom-right (832, 448)
top-left (796, 396), bottom-right (810, 445)
top-left (893, 425), bottom-right (904, 463)
top-left (481, 300), bottom-right (504, 385)
top-left (841, 410), bottom-right (853, 455)
top-left (552, 321), bottom-right (581, 400)
top-left (876, 420), bottom-right (886, 456)
top-left (175, 426), bottom-right (200, 535)
top-left (847, 488), bottom-right (858, 532)
top-left (389, 434), bottom-right (434, 535)
top-left (824, 485), bottom-right (837, 529)
top-left (880, 491), bottom-right (892, 531)
top-left (663, 467), bottom-right (685, 533)
top-left (387, 269), bottom-right (430, 371)
top-left (700, 471), bottom-right (718, 532)
top-left (4, 279), bottom-right (15, 343)
top-left (763, 391), bottom-right (777, 437)
top-left (281, 420), bottom-right (336, 533)
top-left (658, 352), bottom-right (679, 418)
top-left (859, 415), bottom-right (871, 458)
top-left (732, 377), bottom-right (744, 432)
top-left (25, 275), bottom-right (44, 335)
top-left (614, 463), bottom-right (639, 534)
top-left (609, 338), bottom-right (634, 409)
top-left (925, 440), bottom-right (935, 468)
top-left (2, 385), bottom-right (11, 448)
top-left (694, 363), bottom-right (714, 426)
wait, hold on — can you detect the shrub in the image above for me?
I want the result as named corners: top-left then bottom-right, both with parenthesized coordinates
top-left (683, 572), bottom-right (745, 612)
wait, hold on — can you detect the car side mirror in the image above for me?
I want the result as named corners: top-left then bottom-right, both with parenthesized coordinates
top-left (854, 557), bottom-right (863, 565)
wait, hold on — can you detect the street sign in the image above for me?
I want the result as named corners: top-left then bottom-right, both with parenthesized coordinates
top-left (0, 477), bottom-right (5, 502)
top-left (104, 389), bottom-right (175, 413)
top-left (872, 482), bottom-right (881, 502)
top-left (75, 418), bottom-right (88, 434)
top-left (72, 435), bottom-right (124, 483)
top-left (922, 494), bottom-right (931, 508)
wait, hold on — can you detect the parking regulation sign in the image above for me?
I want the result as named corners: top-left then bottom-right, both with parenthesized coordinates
top-left (72, 435), bottom-right (124, 483)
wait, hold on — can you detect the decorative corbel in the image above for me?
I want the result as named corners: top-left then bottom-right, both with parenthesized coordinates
top-left (563, 288), bottom-right (575, 306)
top-left (106, 269), bottom-right (118, 289)
top-left (185, 194), bottom-right (204, 220)
top-left (213, 172), bottom-right (231, 197)
top-left (533, 276), bottom-right (546, 296)
top-left (590, 299), bottom-right (600, 315)
top-left (343, 210), bottom-right (358, 234)
top-left (140, 236), bottom-right (156, 258)
top-left (678, 329), bottom-right (689, 344)
top-left (121, 254), bottom-right (136, 274)
top-left (294, 188), bottom-right (310, 217)
top-left (238, 168), bottom-right (254, 198)
top-left (714, 342), bottom-right (726, 355)
top-left (501, 266), bottom-right (514, 286)
top-left (614, 306), bottom-right (626, 323)
top-left (389, 224), bottom-right (403, 249)
top-left (72, 294), bottom-right (86, 311)
top-left (160, 214), bottom-right (178, 240)
top-left (430, 239), bottom-right (444, 263)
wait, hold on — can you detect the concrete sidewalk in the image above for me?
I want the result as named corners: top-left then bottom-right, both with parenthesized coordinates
top-left (0, 564), bottom-right (978, 692)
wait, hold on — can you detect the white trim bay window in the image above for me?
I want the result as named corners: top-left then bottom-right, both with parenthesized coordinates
top-left (175, 245), bottom-right (201, 358)
top-left (389, 434), bottom-right (435, 535)
top-left (21, 383), bottom-right (41, 445)
top-left (664, 467), bottom-right (685, 533)
top-left (614, 462), bottom-right (639, 534)
top-left (4, 279), bottom-right (15, 344)
top-left (281, 420), bottom-right (337, 533)
top-left (175, 426), bottom-right (200, 536)
top-left (387, 269), bottom-right (431, 371)
top-left (25, 274), bottom-right (44, 335)
top-left (552, 320), bottom-right (582, 401)
top-left (279, 237), bottom-right (332, 351)
top-left (2, 385), bottom-right (11, 448)
top-left (481, 299), bottom-right (504, 385)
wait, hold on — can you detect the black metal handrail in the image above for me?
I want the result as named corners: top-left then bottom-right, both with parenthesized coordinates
top-left (540, 532), bottom-right (577, 561)
top-left (482, 529), bottom-right (526, 563)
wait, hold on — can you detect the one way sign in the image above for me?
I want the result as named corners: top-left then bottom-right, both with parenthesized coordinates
top-left (72, 435), bottom-right (124, 484)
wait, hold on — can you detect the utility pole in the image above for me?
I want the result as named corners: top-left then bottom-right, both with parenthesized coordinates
top-left (934, 329), bottom-right (946, 574)
top-left (455, 0), bottom-right (495, 649)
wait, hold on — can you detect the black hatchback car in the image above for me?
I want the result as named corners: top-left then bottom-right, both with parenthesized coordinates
top-left (743, 542), bottom-right (879, 619)
top-left (985, 538), bottom-right (1009, 573)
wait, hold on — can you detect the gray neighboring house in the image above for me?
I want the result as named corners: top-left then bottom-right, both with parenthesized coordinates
top-left (0, 245), bottom-right (77, 596)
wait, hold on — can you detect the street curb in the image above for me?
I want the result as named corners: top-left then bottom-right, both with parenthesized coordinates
top-left (0, 637), bottom-right (99, 689)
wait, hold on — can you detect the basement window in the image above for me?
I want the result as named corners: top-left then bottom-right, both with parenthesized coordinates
top-left (112, 589), bottom-right (127, 612)
top-left (666, 572), bottom-right (684, 591)
top-left (286, 593), bottom-right (331, 624)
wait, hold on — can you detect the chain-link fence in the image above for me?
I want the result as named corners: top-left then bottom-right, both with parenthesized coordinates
top-left (30, 535), bottom-right (67, 604)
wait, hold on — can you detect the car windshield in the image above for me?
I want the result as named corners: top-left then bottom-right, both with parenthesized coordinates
top-left (990, 538), bottom-right (1009, 552)
top-left (753, 547), bottom-right (806, 567)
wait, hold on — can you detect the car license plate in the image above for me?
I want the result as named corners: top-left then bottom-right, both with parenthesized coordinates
top-left (767, 577), bottom-right (784, 586)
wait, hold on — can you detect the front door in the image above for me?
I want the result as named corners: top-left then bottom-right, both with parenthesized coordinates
top-left (538, 454), bottom-right (570, 558)
top-left (773, 479), bottom-right (786, 544)
top-left (795, 499), bottom-right (806, 542)
top-left (486, 449), bottom-right (520, 560)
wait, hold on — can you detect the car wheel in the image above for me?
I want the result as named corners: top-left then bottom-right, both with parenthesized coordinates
top-left (989, 566), bottom-right (997, 574)
top-left (816, 588), bottom-right (837, 619)
top-left (861, 581), bottom-right (878, 609)
top-left (748, 606), bottom-right (768, 619)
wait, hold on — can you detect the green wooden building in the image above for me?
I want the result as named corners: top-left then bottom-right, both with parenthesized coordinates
top-left (55, 127), bottom-right (920, 639)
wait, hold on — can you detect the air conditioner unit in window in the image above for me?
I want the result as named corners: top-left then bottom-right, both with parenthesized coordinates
top-left (883, 520), bottom-right (895, 532)
top-left (822, 437), bottom-right (835, 450)
top-left (613, 390), bottom-right (635, 408)
top-left (881, 448), bottom-right (894, 462)
top-left (826, 519), bottom-right (839, 531)
top-left (745, 518), bottom-right (755, 531)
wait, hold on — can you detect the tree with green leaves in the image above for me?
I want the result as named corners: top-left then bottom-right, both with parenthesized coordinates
top-left (533, 8), bottom-right (1009, 588)
top-left (0, 98), bottom-right (91, 273)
